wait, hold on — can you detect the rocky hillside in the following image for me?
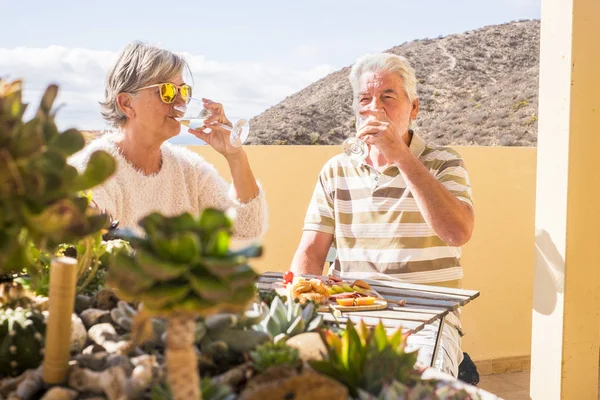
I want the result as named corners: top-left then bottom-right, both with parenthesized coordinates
top-left (247, 20), bottom-right (540, 146)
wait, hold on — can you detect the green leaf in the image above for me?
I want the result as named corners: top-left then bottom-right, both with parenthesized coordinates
top-left (70, 150), bottom-right (116, 191)
top-left (168, 296), bottom-right (217, 315)
top-left (198, 208), bottom-right (232, 231)
top-left (139, 283), bottom-right (190, 311)
top-left (135, 249), bottom-right (189, 280)
top-left (373, 321), bottom-right (388, 352)
top-left (106, 251), bottom-right (155, 295)
top-left (204, 229), bottom-right (230, 257)
top-left (8, 119), bottom-right (44, 158)
top-left (229, 264), bottom-right (258, 288)
top-left (49, 128), bottom-right (85, 156)
top-left (388, 327), bottom-right (404, 350)
top-left (230, 244), bottom-right (263, 258)
top-left (187, 270), bottom-right (230, 302)
top-left (36, 84), bottom-right (58, 117)
top-left (20, 198), bottom-right (84, 238)
top-left (168, 232), bottom-right (201, 263)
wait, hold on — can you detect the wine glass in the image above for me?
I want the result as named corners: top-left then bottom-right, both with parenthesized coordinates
top-left (174, 98), bottom-right (250, 147)
top-left (342, 114), bottom-right (369, 161)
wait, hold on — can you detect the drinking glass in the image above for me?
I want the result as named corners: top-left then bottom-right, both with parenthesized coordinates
top-left (342, 114), bottom-right (368, 161)
top-left (174, 98), bottom-right (250, 147)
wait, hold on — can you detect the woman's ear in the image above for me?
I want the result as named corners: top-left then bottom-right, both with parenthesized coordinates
top-left (116, 93), bottom-right (135, 119)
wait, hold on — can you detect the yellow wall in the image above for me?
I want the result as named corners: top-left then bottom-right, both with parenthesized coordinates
top-left (188, 145), bottom-right (537, 362)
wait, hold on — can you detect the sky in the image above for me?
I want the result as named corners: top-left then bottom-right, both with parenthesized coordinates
top-left (0, 0), bottom-right (540, 144)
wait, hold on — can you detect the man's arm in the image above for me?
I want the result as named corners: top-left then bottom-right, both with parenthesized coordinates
top-left (290, 230), bottom-right (333, 275)
top-left (394, 150), bottom-right (474, 246)
top-left (359, 119), bottom-right (474, 246)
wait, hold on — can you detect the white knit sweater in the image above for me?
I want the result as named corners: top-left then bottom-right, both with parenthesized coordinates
top-left (70, 134), bottom-right (268, 239)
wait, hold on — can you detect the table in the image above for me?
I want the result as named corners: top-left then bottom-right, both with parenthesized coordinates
top-left (257, 271), bottom-right (480, 366)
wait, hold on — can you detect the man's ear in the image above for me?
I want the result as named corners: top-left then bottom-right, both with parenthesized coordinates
top-left (411, 98), bottom-right (419, 120)
top-left (116, 93), bottom-right (135, 119)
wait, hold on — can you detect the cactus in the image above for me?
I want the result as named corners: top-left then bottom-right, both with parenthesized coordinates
top-left (196, 311), bottom-right (270, 359)
top-left (0, 306), bottom-right (46, 377)
top-left (0, 79), bottom-right (116, 276)
top-left (250, 342), bottom-right (301, 373)
top-left (106, 209), bottom-right (263, 400)
top-left (310, 320), bottom-right (420, 397)
top-left (254, 296), bottom-right (323, 343)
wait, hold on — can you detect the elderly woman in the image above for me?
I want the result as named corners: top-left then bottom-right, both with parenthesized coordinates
top-left (71, 41), bottom-right (267, 238)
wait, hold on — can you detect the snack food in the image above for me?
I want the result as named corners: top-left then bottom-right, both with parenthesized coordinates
top-left (285, 274), bottom-right (385, 310)
top-left (291, 278), bottom-right (329, 304)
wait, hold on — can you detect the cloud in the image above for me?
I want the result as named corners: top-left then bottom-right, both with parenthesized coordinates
top-left (0, 46), bottom-right (335, 142)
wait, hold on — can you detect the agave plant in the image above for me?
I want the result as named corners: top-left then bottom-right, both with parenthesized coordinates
top-left (310, 320), bottom-right (420, 397)
top-left (106, 208), bottom-right (262, 400)
top-left (0, 79), bottom-right (116, 276)
top-left (254, 296), bottom-right (323, 343)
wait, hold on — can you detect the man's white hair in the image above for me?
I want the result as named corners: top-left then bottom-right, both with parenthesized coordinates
top-left (349, 52), bottom-right (418, 110)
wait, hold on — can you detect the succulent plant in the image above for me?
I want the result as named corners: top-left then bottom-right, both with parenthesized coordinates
top-left (310, 320), bottom-right (420, 397)
top-left (106, 208), bottom-right (263, 400)
top-left (106, 209), bottom-right (261, 315)
top-left (0, 306), bottom-right (46, 377)
top-left (0, 79), bottom-right (116, 276)
top-left (196, 311), bottom-right (270, 359)
top-left (254, 296), bottom-right (323, 343)
top-left (256, 288), bottom-right (287, 307)
top-left (250, 342), bottom-right (301, 373)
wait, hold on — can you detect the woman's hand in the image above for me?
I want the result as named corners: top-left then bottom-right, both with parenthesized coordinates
top-left (188, 98), bottom-right (242, 158)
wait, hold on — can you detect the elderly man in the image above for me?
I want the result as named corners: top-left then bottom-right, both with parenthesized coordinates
top-left (290, 52), bottom-right (475, 378)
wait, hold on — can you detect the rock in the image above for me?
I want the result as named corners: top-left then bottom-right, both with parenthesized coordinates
top-left (88, 323), bottom-right (118, 346)
top-left (70, 314), bottom-right (88, 353)
top-left (75, 352), bottom-right (110, 371)
top-left (68, 365), bottom-right (127, 400)
top-left (105, 354), bottom-right (133, 375)
top-left (93, 289), bottom-right (119, 311)
top-left (40, 386), bottom-right (78, 400)
top-left (75, 294), bottom-right (93, 314)
top-left (87, 324), bottom-right (134, 354)
top-left (286, 332), bottom-right (326, 362)
top-left (80, 309), bottom-right (111, 329)
top-left (240, 370), bottom-right (348, 400)
top-left (83, 344), bottom-right (106, 354)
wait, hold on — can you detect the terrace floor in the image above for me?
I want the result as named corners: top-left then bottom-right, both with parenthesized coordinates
top-left (478, 371), bottom-right (600, 399)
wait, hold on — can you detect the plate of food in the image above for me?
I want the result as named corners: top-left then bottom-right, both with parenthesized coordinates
top-left (272, 272), bottom-right (388, 312)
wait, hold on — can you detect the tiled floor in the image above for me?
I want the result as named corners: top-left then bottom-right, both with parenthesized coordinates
top-left (478, 371), bottom-right (600, 399)
top-left (478, 372), bottom-right (531, 399)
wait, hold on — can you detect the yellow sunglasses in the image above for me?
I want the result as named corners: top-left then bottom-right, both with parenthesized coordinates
top-left (135, 82), bottom-right (192, 104)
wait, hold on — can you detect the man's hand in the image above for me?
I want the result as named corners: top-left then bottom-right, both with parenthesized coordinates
top-left (356, 111), bottom-right (410, 161)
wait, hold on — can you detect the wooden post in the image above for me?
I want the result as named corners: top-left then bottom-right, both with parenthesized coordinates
top-left (43, 256), bottom-right (78, 384)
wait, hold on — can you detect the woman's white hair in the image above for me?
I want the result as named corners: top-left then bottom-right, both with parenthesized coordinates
top-left (100, 41), bottom-right (191, 127)
top-left (348, 53), bottom-right (418, 110)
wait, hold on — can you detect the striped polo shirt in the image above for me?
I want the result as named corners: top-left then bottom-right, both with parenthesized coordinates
top-left (303, 132), bottom-right (473, 284)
